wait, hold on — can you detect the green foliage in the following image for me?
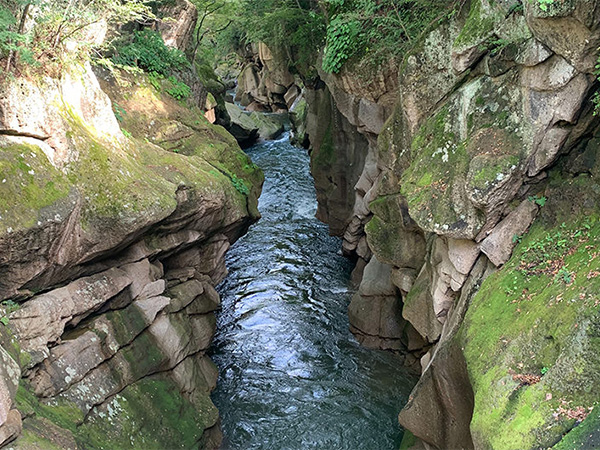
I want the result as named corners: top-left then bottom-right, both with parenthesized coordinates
top-left (518, 220), bottom-right (593, 281)
top-left (111, 30), bottom-right (192, 101)
top-left (322, 0), bottom-right (456, 73)
top-left (322, 14), bottom-right (360, 73)
top-left (1, 0), bottom-right (151, 72)
top-left (112, 30), bottom-right (189, 76)
top-left (528, 195), bottom-right (547, 207)
top-left (0, 300), bottom-right (18, 326)
top-left (164, 75), bottom-right (191, 100)
top-left (230, 173), bottom-right (249, 196)
top-left (238, 0), bottom-right (325, 70)
top-left (0, 4), bottom-right (34, 64)
top-left (113, 102), bottom-right (126, 123)
top-left (536, 0), bottom-right (555, 11)
top-left (2, 300), bottom-right (20, 314)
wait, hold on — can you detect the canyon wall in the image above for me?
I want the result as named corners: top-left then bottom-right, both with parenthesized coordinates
top-left (0, 6), bottom-right (263, 446)
top-left (301, 0), bottom-right (600, 447)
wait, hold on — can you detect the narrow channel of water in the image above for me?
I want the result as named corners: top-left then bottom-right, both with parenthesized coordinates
top-left (210, 132), bottom-right (416, 449)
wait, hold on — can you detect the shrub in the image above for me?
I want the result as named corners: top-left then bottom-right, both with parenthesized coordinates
top-left (322, 0), bottom-right (457, 74)
top-left (1, 0), bottom-right (151, 72)
top-left (112, 30), bottom-right (189, 76)
top-left (164, 75), bottom-right (191, 100)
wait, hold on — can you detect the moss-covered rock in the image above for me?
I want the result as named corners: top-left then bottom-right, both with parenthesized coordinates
top-left (14, 375), bottom-right (215, 450)
top-left (459, 162), bottom-right (600, 448)
top-left (399, 70), bottom-right (530, 240)
top-left (365, 195), bottom-right (426, 270)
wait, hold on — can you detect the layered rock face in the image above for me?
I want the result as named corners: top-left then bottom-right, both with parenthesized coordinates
top-left (235, 43), bottom-right (301, 113)
top-left (0, 54), bottom-right (262, 448)
top-left (304, 0), bottom-right (600, 447)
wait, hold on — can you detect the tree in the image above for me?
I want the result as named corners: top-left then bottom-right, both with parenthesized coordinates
top-left (1, 0), bottom-right (152, 72)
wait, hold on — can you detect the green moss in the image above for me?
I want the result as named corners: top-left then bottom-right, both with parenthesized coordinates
top-left (400, 106), bottom-right (471, 230)
top-left (453, 0), bottom-right (497, 50)
top-left (16, 367), bottom-right (217, 449)
top-left (313, 123), bottom-right (335, 168)
top-left (15, 428), bottom-right (67, 450)
top-left (552, 406), bottom-right (600, 449)
top-left (76, 376), bottom-right (214, 450)
top-left (399, 429), bottom-right (417, 450)
top-left (16, 383), bottom-right (84, 433)
top-left (470, 154), bottom-right (519, 191)
top-left (0, 144), bottom-right (71, 230)
top-left (461, 213), bottom-right (600, 448)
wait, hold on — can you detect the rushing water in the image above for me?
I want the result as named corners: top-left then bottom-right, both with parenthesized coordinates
top-left (210, 131), bottom-right (416, 450)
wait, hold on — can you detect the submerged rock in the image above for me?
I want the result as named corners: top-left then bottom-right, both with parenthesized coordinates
top-left (225, 102), bottom-right (285, 146)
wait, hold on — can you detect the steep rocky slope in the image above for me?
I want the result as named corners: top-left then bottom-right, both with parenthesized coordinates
top-left (300, 0), bottom-right (600, 447)
top-left (0, 22), bottom-right (263, 450)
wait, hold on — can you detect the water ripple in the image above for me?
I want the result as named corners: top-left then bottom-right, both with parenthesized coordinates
top-left (210, 132), bottom-right (416, 449)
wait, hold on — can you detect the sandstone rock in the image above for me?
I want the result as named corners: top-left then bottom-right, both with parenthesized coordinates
top-left (284, 85), bottom-right (301, 109)
top-left (0, 346), bottom-right (19, 427)
top-left (357, 98), bottom-right (387, 135)
top-left (391, 268), bottom-right (417, 294)
top-left (365, 195), bottom-right (426, 270)
top-left (398, 340), bottom-right (474, 450)
top-left (0, 409), bottom-right (22, 447)
top-left (166, 279), bottom-right (205, 313)
top-left (0, 62), bottom-right (123, 167)
top-left (305, 83), bottom-right (369, 236)
top-left (515, 38), bottom-right (553, 67)
top-left (479, 199), bottom-right (539, 266)
top-left (246, 101), bottom-right (269, 112)
top-left (29, 295), bottom-right (170, 397)
top-left (521, 54), bottom-right (578, 91)
top-left (164, 234), bottom-right (231, 284)
top-left (348, 293), bottom-right (404, 341)
top-left (359, 257), bottom-right (397, 297)
top-left (185, 282), bottom-right (221, 315)
top-left (447, 238), bottom-right (480, 276)
top-left (525, 0), bottom-right (600, 73)
top-left (156, 0), bottom-right (198, 51)
top-left (225, 102), bottom-right (284, 141)
top-left (402, 263), bottom-right (443, 343)
top-left (10, 267), bottom-right (131, 363)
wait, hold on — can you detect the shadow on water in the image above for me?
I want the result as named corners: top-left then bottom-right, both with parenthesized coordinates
top-left (209, 131), bottom-right (417, 449)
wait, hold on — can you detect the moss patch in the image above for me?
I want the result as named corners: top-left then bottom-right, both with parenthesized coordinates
top-left (0, 144), bottom-right (71, 231)
top-left (453, 0), bottom-right (498, 51)
top-left (461, 210), bottom-right (600, 448)
top-left (76, 376), bottom-right (214, 449)
top-left (400, 105), bottom-right (473, 233)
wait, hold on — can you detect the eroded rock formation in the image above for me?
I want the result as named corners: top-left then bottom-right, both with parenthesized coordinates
top-left (302, 0), bottom-right (600, 447)
top-left (0, 14), bottom-right (263, 447)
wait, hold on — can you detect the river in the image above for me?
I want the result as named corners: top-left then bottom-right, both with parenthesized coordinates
top-left (209, 131), bottom-right (416, 449)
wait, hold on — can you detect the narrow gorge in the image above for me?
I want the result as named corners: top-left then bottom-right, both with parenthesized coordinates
top-left (1, 0), bottom-right (600, 449)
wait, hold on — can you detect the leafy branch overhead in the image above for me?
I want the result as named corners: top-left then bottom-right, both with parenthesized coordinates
top-left (0, 0), bottom-right (152, 72)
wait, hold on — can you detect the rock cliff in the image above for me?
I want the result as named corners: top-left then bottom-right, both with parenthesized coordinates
top-left (0, 41), bottom-right (262, 450)
top-left (302, 0), bottom-right (600, 447)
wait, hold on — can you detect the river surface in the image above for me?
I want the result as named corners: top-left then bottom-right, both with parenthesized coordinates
top-left (210, 132), bottom-right (416, 449)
